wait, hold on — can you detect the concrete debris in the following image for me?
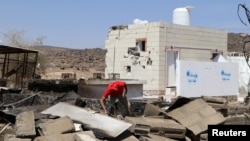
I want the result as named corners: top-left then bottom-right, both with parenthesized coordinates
top-left (167, 99), bottom-right (225, 136)
top-left (224, 113), bottom-right (250, 125)
top-left (199, 133), bottom-right (208, 141)
top-left (227, 101), bottom-right (250, 115)
top-left (139, 133), bottom-right (178, 141)
top-left (41, 102), bottom-right (132, 138)
top-left (38, 116), bottom-right (75, 136)
top-left (6, 138), bottom-right (32, 141)
top-left (74, 131), bottom-right (101, 141)
top-left (3, 134), bottom-right (32, 141)
top-left (1, 89), bottom-right (250, 141)
top-left (125, 117), bottom-right (186, 139)
top-left (143, 103), bottom-right (167, 117)
top-left (75, 97), bottom-right (148, 117)
top-left (133, 124), bottom-right (151, 136)
top-left (15, 111), bottom-right (36, 137)
top-left (33, 133), bottom-right (76, 141)
top-left (201, 96), bottom-right (227, 109)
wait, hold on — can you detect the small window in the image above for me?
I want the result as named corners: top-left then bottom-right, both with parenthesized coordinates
top-left (126, 66), bottom-right (131, 73)
top-left (136, 38), bottom-right (147, 52)
top-left (211, 50), bottom-right (223, 60)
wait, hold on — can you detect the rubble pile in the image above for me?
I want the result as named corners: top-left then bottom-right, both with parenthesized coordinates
top-left (0, 90), bottom-right (250, 141)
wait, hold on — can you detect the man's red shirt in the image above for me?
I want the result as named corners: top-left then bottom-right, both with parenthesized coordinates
top-left (103, 81), bottom-right (126, 99)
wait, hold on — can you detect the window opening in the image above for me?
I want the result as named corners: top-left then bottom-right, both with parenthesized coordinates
top-left (211, 51), bottom-right (223, 60)
top-left (126, 66), bottom-right (131, 73)
top-left (136, 38), bottom-right (147, 52)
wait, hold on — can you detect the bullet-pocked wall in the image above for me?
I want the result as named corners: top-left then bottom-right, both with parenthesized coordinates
top-left (105, 22), bottom-right (228, 95)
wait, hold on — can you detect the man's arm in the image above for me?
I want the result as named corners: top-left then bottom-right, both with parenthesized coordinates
top-left (100, 96), bottom-right (107, 114)
top-left (124, 83), bottom-right (127, 94)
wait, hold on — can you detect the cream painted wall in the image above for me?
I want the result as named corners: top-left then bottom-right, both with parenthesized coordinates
top-left (105, 22), bottom-right (228, 95)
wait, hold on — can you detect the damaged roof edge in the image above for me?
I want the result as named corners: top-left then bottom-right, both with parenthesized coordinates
top-left (110, 25), bottom-right (128, 30)
top-left (0, 44), bottom-right (39, 54)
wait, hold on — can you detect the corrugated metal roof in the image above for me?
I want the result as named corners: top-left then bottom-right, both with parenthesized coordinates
top-left (0, 45), bottom-right (39, 54)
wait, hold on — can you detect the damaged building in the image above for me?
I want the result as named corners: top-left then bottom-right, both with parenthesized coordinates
top-left (104, 21), bottom-right (229, 96)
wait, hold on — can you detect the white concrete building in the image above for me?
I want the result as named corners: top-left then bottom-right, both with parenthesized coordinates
top-left (104, 22), bottom-right (228, 95)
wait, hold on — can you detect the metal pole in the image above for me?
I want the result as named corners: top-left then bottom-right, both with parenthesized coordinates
top-left (112, 46), bottom-right (115, 79)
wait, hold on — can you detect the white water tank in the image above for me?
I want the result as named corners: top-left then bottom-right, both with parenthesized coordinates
top-left (173, 6), bottom-right (193, 25)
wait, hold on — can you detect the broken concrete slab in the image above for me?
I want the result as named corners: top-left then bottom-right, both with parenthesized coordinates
top-left (143, 103), bottom-right (167, 117)
top-left (41, 102), bottom-right (132, 138)
top-left (33, 133), bottom-right (75, 141)
top-left (125, 116), bottom-right (186, 139)
top-left (38, 116), bottom-right (75, 136)
top-left (15, 111), bottom-right (36, 137)
top-left (167, 99), bottom-right (225, 136)
top-left (74, 131), bottom-right (101, 141)
top-left (74, 133), bottom-right (96, 141)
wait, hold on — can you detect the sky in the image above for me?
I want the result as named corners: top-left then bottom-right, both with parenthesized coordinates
top-left (1, 1), bottom-right (250, 49)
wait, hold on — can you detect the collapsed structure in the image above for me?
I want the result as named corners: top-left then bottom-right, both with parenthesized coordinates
top-left (0, 90), bottom-right (250, 141)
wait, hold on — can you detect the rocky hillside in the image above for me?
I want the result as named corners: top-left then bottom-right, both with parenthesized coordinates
top-left (228, 33), bottom-right (250, 52)
top-left (34, 33), bottom-right (249, 79)
top-left (34, 46), bottom-right (107, 79)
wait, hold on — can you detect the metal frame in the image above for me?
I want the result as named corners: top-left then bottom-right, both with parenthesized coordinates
top-left (0, 45), bottom-right (39, 88)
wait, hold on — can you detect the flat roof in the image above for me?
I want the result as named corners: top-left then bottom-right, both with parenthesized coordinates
top-left (0, 45), bottom-right (39, 54)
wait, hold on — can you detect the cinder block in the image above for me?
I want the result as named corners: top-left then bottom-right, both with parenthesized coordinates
top-left (202, 96), bottom-right (227, 109)
top-left (133, 124), bottom-right (151, 135)
top-left (125, 117), bottom-right (186, 139)
top-left (38, 116), bottom-right (75, 136)
top-left (15, 111), bottom-right (36, 137)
